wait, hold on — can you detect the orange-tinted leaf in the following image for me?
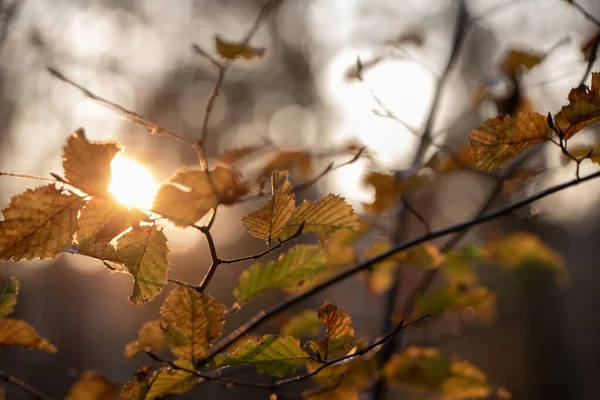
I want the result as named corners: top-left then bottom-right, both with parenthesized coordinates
top-left (362, 172), bottom-right (403, 215)
top-left (308, 302), bottom-right (355, 360)
top-left (0, 318), bottom-right (57, 353)
top-left (499, 49), bottom-right (543, 78)
top-left (0, 185), bottom-right (85, 261)
top-left (153, 167), bottom-right (248, 227)
top-left (215, 36), bottom-right (265, 60)
top-left (66, 371), bottom-right (119, 400)
top-left (554, 72), bottom-right (600, 139)
top-left (261, 151), bottom-right (312, 182)
top-left (218, 146), bottom-right (262, 165)
top-left (63, 128), bottom-right (120, 195)
top-left (416, 286), bottom-right (496, 323)
top-left (241, 171), bottom-right (296, 242)
top-left (125, 320), bottom-right (166, 358)
top-left (469, 112), bottom-right (551, 172)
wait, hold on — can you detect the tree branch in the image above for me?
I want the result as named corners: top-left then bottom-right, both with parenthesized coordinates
top-left (0, 370), bottom-right (56, 400)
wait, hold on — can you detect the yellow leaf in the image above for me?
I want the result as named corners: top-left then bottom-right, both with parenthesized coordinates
top-left (280, 195), bottom-right (360, 243)
top-left (323, 219), bottom-right (369, 268)
top-left (416, 286), bottom-right (496, 323)
top-left (469, 112), bottom-right (551, 172)
top-left (101, 225), bottom-right (170, 304)
top-left (214, 335), bottom-right (311, 377)
top-left (218, 146), bottom-right (262, 165)
top-left (66, 371), bottom-right (119, 400)
top-left (145, 361), bottom-right (197, 400)
top-left (153, 166), bottom-right (248, 227)
top-left (215, 35), bottom-right (265, 60)
top-left (361, 172), bottom-right (402, 215)
top-left (308, 302), bottom-right (355, 360)
top-left (554, 72), bottom-right (600, 139)
top-left (241, 171), bottom-right (296, 242)
top-left (362, 239), bottom-right (399, 294)
top-left (499, 49), bottom-right (543, 78)
top-left (261, 151), bottom-right (312, 182)
top-left (0, 277), bottom-right (19, 318)
top-left (119, 366), bottom-right (153, 400)
top-left (0, 185), bottom-right (85, 261)
top-left (234, 245), bottom-right (325, 303)
top-left (160, 286), bottom-right (226, 362)
top-left (125, 320), bottom-right (166, 359)
top-left (63, 128), bottom-right (120, 195)
top-left (0, 318), bottom-right (57, 353)
top-left (280, 310), bottom-right (322, 337)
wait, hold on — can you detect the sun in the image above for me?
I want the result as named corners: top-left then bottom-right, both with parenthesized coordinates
top-left (108, 154), bottom-right (158, 209)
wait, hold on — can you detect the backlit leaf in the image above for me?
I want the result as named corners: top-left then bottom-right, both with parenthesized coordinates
top-left (261, 151), bottom-right (312, 182)
top-left (0, 318), bottom-right (57, 353)
top-left (308, 302), bottom-right (355, 360)
top-left (442, 252), bottom-right (478, 287)
top-left (280, 195), bottom-right (360, 243)
top-left (102, 225), bottom-right (170, 304)
top-left (0, 185), bottom-right (85, 261)
top-left (125, 320), bottom-right (166, 359)
top-left (234, 245), bottom-right (325, 303)
top-left (323, 219), bottom-right (369, 268)
top-left (362, 172), bottom-right (403, 215)
top-left (66, 371), bottom-right (119, 400)
top-left (63, 128), bottom-right (120, 195)
top-left (214, 335), bottom-right (311, 377)
top-left (218, 146), bottom-right (262, 166)
top-left (160, 286), bottom-right (226, 362)
top-left (281, 310), bottom-right (322, 337)
top-left (469, 112), bottom-right (551, 172)
top-left (145, 361), bottom-right (197, 400)
top-left (554, 72), bottom-right (600, 139)
top-left (119, 366), bottom-right (153, 400)
top-left (215, 35), bottom-right (265, 60)
top-left (153, 167), bottom-right (248, 227)
top-left (241, 171), bottom-right (296, 242)
top-left (416, 286), bottom-right (496, 323)
top-left (0, 277), bottom-right (19, 318)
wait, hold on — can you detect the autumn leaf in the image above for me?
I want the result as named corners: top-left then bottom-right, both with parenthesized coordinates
top-left (383, 347), bottom-right (495, 400)
top-left (499, 49), bottom-right (543, 78)
top-left (416, 286), bottom-right (496, 323)
top-left (218, 146), bottom-right (262, 166)
top-left (261, 151), bottom-right (313, 182)
top-left (241, 170), bottom-right (296, 242)
top-left (469, 112), bottom-right (551, 171)
top-left (308, 302), bottom-right (355, 360)
top-left (281, 310), bottom-right (322, 337)
top-left (160, 286), bottom-right (226, 362)
top-left (101, 225), bottom-right (170, 304)
top-left (145, 361), bottom-right (197, 400)
top-left (361, 172), bottom-right (403, 215)
top-left (323, 219), bottom-right (369, 268)
top-left (442, 251), bottom-right (479, 287)
top-left (554, 72), bottom-right (600, 139)
top-left (0, 319), bottom-right (57, 353)
top-left (0, 277), bottom-right (19, 318)
top-left (502, 167), bottom-right (544, 196)
top-left (215, 35), bottom-right (265, 60)
top-left (279, 195), bottom-right (360, 243)
top-left (63, 128), bottom-right (120, 195)
top-left (120, 366), bottom-right (153, 400)
top-left (125, 320), bottom-right (166, 358)
top-left (153, 166), bottom-right (248, 227)
top-left (234, 245), bottom-right (325, 303)
top-left (432, 146), bottom-right (475, 173)
top-left (66, 371), bottom-right (119, 400)
top-left (0, 185), bottom-right (85, 261)
top-left (214, 335), bottom-right (311, 377)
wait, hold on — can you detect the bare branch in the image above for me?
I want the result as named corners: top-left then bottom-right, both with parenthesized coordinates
top-left (0, 370), bottom-right (56, 400)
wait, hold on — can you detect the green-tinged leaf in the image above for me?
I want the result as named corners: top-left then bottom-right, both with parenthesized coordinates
top-left (153, 167), bottom-right (248, 227)
top-left (280, 195), bottom-right (360, 243)
top-left (488, 231), bottom-right (566, 283)
top-left (469, 112), bottom-right (551, 172)
top-left (66, 371), bottom-right (119, 400)
top-left (119, 366), bottom-right (153, 400)
top-left (554, 72), bottom-right (600, 139)
top-left (63, 128), bottom-right (120, 195)
top-left (234, 245), bottom-right (325, 303)
top-left (145, 362), bottom-right (197, 400)
top-left (442, 252), bottom-right (478, 287)
top-left (416, 286), bottom-right (496, 323)
top-left (160, 286), bottom-right (226, 362)
top-left (214, 334), bottom-right (311, 377)
top-left (0, 185), bottom-right (85, 261)
top-left (100, 225), bottom-right (169, 304)
top-left (77, 197), bottom-right (145, 253)
top-left (215, 36), bottom-right (265, 60)
top-left (323, 219), bottom-right (369, 268)
top-left (399, 243), bottom-right (445, 269)
top-left (0, 319), bottom-right (57, 353)
top-left (242, 170), bottom-right (296, 242)
top-left (0, 277), bottom-right (19, 318)
top-left (441, 361), bottom-right (494, 400)
top-left (308, 302), bottom-right (355, 360)
top-left (125, 320), bottom-right (166, 358)
top-left (281, 310), bottom-right (322, 337)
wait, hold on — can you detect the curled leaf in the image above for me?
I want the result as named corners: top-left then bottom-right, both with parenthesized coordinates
top-left (554, 72), bottom-right (600, 139)
top-left (308, 302), bottom-right (355, 360)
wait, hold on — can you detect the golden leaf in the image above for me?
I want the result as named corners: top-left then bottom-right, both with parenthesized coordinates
top-left (554, 72), bottom-right (600, 139)
top-left (153, 166), bottom-right (248, 227)
top-left (215, 35), bottom-right (265, 60)
top-left (469, 112), bottom-right (551, 172)
top-left (499, 49), bottom-right (543, 78)
top-left (63, 128), bottom-right (120, 195)
top-left (0, 319), bottom-right (57, 353)
top-left (308, 302), bottom-right (355, 360)
top-left (119, 366), bottom-right (153, 400)
top-left (66, 371), bottom-right (119, 400)
top-left (125, 320), bottom-right (166, 359)
top-left (218, 146), bottom-right (262, 165)
top-left (145, 361), bottom-right (197, 400)
top-left (280, 310), bottom-right (322, 337)
top-left (0, 185), bottom-right (85, 261)
top-left (261, 151), bottom-right (313, 182)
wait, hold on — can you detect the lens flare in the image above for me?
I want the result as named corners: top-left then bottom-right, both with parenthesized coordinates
top-left (108, 154), bottom-right (158, 209)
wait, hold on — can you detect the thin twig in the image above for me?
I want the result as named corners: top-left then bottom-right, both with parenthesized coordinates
top-left (200, 168), bottom-right (600, 365)
top-left (0, 370), bottom-right (56, 400)
top-left (0, 171), bottom-right (59, 182)
top-left (401, 196), bottom-right (431, 234)
top-left (293, 148), bottom-right (365, 194)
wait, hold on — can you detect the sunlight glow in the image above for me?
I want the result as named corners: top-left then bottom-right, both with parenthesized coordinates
top-left (108, 154), bottom-right (158, 209)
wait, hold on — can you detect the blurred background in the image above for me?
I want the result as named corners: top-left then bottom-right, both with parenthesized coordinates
top-left (1, 0), bottom-right (600, 398)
